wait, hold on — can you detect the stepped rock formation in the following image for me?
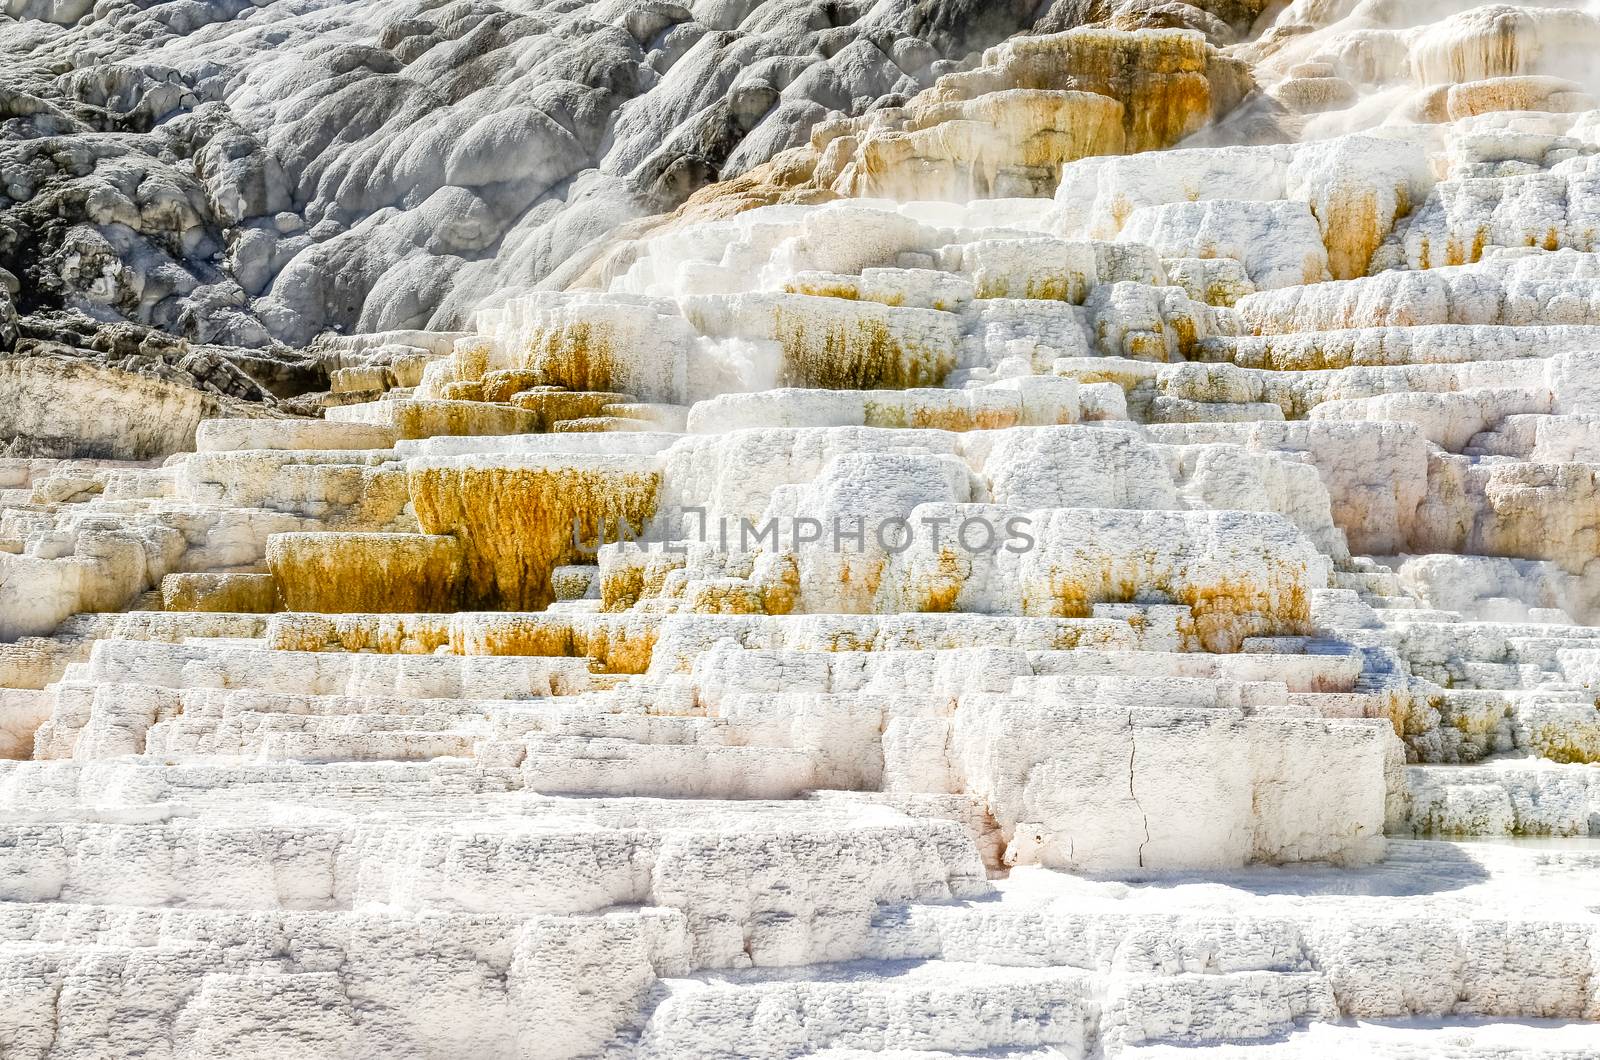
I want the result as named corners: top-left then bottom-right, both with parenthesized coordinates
top-left (6, 0), bottom-right (1600, 1057)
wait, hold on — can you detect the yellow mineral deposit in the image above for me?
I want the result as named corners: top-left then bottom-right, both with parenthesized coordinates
top-left (547, 416), bottom-right (628, 433)
top-left (479, 369), bottom-right (548, 403)
top-left (330, 365), bottom-right (391, 394)
top-left (559, 26), bottom-right (1248, 276)
top-left (844, 89), bottom-right (1125, 199)
top-left (1318, 186), bottom-right (1400, 282)
top-left (1445, 75), bottom-right (1594, 119)
top-left (1410, 6), bottom-right (1600, 87)
top-left (451, 338), bottom-right (492, 383)
top-left (910, 549), bottom-right (968, 613)
top-left (161, 572), bottom-right (279, 614)
top-left (15, 1), bottom-right (1600, 1048)
top-left (409, 458), bottom-right (660, 610)
top-left (976, 89), bottom-right (1127, 167)
top-left (334, 399), bottom-right (539, 439)
top-left (445, 612), bottom-right (656, 674)
top-left (776, 303), bottom-right (956, 390)
top-left (346, 466), bottom-right (413, 529)
top-left (958, 28), bottom-right (1234, 153)
top-left (600, 548), bottom-right (689, 612)
top-left (1528, 716), bottom-right (1600, 764)
top-left (685, 579), bottom-right (769, 614)
top-left (784, 276), bottom-right (863, 301)
top-left (757, 555), bottom-right (802, 615)
top-left (266, 532), bottom-right (466, 613)
top-left (1027, 561), bottom-right (1309, 653)
top-left (518, 319), bottom-right (625, 393)
top-left (1177, 575), bottom-right (1312, 655)
top-left (512, 391), bottom-right (637, 431)
top-left (266, 612), bottom-right (455, 654)
top-left (463, 611), bottom-right (580, 655)
top-left (862, 395), bottom-right (1023, 432)
top-left (598, 553), bottom-right (646, 612)
top-left (1270, 73), bottom-right (1358, 114)
top-left (441, 380), bottom-right (486, 401)
top-left (970, 242), bottom-right (1094, 302)
top-left (257, 608), bottom-right (658, 674)
top-left (575, 617), bottom-right (660, 674)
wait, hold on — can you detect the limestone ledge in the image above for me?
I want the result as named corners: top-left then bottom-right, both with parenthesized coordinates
top-left (6, 2), bottom-right (1600, 1053)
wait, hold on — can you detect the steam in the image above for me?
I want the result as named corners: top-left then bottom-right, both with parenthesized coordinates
top-left (1246, 0), bottom-right (1600, 141)
top-left (463, 0), bottom-right (1600, 402)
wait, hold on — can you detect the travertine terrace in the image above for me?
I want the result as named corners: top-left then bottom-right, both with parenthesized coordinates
top-left (4, 0), bottom-right (1600, 1057)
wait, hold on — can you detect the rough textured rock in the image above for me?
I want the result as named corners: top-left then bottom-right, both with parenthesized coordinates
top-left (0, 0), bottom-right (1078, 354)
top-left (4, 0), bottom-right (1600, 1057)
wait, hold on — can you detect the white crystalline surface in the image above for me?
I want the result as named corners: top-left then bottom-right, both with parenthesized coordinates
top-left (7, 1), bottom-right (1600, 1058)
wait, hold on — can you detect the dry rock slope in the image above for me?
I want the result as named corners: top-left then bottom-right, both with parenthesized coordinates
top-left (3, 1), bottom-right (1600, 1058)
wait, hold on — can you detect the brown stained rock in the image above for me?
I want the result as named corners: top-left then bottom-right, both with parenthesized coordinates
top-left (266, 532), bottom-right (465, 613)
top-left (161, 572), bottom-right (279, 614)
top-left (409, 459), bottom-right (660, 611)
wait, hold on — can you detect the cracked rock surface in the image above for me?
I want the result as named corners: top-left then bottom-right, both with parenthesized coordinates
top-left (3, 0), bottom-right (1600, 1057)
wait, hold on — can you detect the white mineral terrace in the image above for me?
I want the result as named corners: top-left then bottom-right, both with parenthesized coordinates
top-left (6, 0), bottom-right (1600, 1057)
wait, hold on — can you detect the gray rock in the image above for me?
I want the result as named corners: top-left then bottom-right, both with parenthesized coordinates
top-left (0, 282), bottom-right (16, 352)
top-left (2, 0), bottom-right (1052, 349)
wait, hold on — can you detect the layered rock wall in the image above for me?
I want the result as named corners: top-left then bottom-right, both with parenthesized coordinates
top-left (4, 1), bottom-right (1600, 1057)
